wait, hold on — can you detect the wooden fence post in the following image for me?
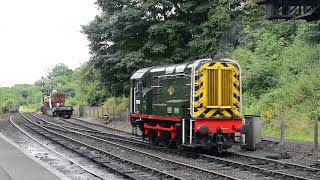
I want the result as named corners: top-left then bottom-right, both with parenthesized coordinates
top-left (314, 117), bottom-right (319, 151)
top-left (127, 108), bottom-right (129, 121)
top-left (86, 107), bottom-right (88, 117)
top-left (280, 112), bottom-right (285, 146)
top-left (101, 106), bottom-right (104, 118)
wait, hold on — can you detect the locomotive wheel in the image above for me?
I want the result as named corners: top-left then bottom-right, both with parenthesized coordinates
top-left (148, 130), bottom-right (158, 145)
top-left (163, 139), bottom-right (175, 149)
top-left (177, 144), bottom-right (184, 151)
top-left (163, 140), bottom-right (169, 148)
top-left (149, 137), bottom-right (158, 146)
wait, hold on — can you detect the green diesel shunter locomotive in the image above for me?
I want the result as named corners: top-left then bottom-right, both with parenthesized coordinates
top-left (129, 58), bottom-right (243, 152)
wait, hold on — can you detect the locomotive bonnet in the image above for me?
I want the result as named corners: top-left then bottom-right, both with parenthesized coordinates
top-left (129, 58), bottom-right (243, 152)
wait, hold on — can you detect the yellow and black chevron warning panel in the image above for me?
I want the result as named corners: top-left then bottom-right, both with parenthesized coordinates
top-left (193, 61), bottom-right (241, 119)
top-left (44, 95), bottom-right (50, 103)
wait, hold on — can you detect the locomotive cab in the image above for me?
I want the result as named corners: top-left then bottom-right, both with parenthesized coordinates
top-left (129, 58), bottom-right (243, 153)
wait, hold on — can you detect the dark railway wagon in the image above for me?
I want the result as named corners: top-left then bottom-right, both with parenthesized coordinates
top-left (41, 91), bottom-right (73, 118)
top-left (129, 58), bottom-right (243, 152)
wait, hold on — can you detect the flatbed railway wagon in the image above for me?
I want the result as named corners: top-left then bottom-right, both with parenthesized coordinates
top-left (129, 58), bottom-right (243, 152)
top-left (41, 91), bottom-right (73, 118)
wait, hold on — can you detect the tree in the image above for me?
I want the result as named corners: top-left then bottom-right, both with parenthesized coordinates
top-left (82, 0), bottom-right (260, 96)
top-left (50, 63), bottom-right (73, 78)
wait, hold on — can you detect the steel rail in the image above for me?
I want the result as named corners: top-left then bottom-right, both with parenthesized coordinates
top-left (9, 115), bottom-right (105, 180)
top-left (201, 154), bottom-right (316, 180)
top-left (231, 152), bottom-right (320, 174)
top-left (33, 113), bottom-right (319, 180)
top-left (36, 123), bottom-right (320, 180)
top-left (68, 115), bottom-right (320, 178)
top-left (28, 113), bottom-right (240, 180)
top-left (21, 113), bottom-right (190, 180)
top-left (69, 117), bottom-right (133, 136)
top-left (32, 113), bottom-right (142, 142)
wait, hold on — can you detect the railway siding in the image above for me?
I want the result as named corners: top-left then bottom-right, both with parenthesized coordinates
top-left (23, 113), bottom-right (320, 180)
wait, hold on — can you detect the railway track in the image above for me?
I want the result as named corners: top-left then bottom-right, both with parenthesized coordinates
top-left (20, 113), bottom-right (190, 180)
top-left (67, 116), bottom-right (137, 139)
top-left (29, 113), bottom-right (320, 179)
top-left (22, 113), bottom-right (240, 180)
top-left (9, 115), bottom-right (106, 180)
top-left (71, 117), bottom-right (133, 134)
top-left (61, 115), bottom-right (320, 179)
top-left (228, 152), bottom-right (320, 177)
top-left (34, 113), bottom-right (143, 143)
top-left (261, 137), bottom-right (279, 144)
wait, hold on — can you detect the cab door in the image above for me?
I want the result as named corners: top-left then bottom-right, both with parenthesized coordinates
top-left (131, 80), bottom-right (142, 114)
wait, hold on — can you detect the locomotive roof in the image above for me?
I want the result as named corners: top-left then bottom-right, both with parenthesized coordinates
top-left (130, 67), bottom-right (152, 79)
top-left (130, 62), bottom-right (193, 80)
top-left (130, 59), bottom-right (240, 80)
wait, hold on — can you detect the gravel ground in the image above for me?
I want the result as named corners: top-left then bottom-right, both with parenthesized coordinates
top-left (24, 116), bottom-right (203, 180)
top-left (249, 138), bottom-right (320, 167)
top-left (78, 116), bottom-right (320, 168)
top-left (36, 114), bottom-right (137, 139)
top-left (27, 113), bottom-right (320, 179)
top-left (0, 114), bottom-right (122, 180)
top-left (75, 116), bottom-right (132, 133)
top-left (37, 114), bottom-right (302, 180)
top-left (46, 125), bottom-right (273, 180)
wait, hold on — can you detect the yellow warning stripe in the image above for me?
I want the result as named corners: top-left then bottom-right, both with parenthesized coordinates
top-left (232, 87), bottom-right (240, 97)
top-left (233, 76), bottom-right (240, 84)
top-left (220, 110), bottom-right (232, 118)
top-left (204, 109), bottom-right (217, 118)
top-left (231, 109), bottom-right (241, 117)
top-left (232, 96), bottom-right (239, 104)
top-left (193, 61), bottom-right (241, 119)
top-left (201, 64), bottom-right (209, 107)
top-left (194, 101), bottom-right (201, 107)
top-left (234, 68), bottom-right (240, 76)
top-left (201, 63), bottom-right (210, 69)
top-left (195, 79), bottom-right (202, 86)
top-left (194, 89), bottom-right (203, 97)
top-left (193, 107), bottom-right (207, 117)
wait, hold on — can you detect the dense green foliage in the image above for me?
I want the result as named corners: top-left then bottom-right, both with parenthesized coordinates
top-left (231, 21), bottom-right (320, 138)
top-left (82, 0), bottom-right (261, 97)
top-left (39, 63), bottom-right (105, 107)
top-left (0, 63), bottom-right (94, 114)
top-left (81, 0), bottom-right (320, 139)
top-left (0, 84), bottom-right (41, 114)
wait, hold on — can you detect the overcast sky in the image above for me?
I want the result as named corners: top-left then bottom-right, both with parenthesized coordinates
top-left (0, 0), bottom-right (98, 87)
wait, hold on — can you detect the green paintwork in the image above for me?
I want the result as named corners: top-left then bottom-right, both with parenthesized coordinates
top-left (130, 63), bottom-right (193, 119)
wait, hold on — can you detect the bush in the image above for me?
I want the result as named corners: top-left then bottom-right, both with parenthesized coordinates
top-left (102, 96), bottom-right (128, 113)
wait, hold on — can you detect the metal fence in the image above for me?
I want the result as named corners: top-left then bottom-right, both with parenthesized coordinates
top-left (73, 106), bottom-right (129, 121)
